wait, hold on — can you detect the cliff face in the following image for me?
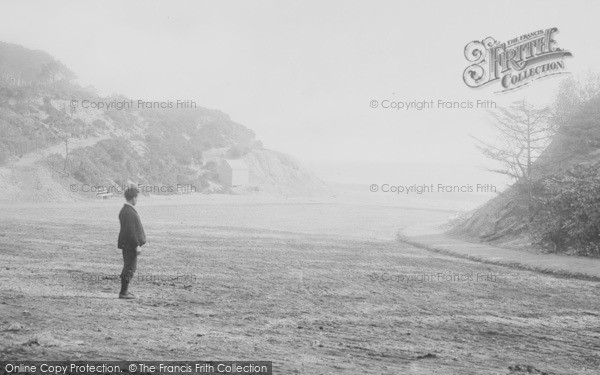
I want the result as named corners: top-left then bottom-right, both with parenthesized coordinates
top-left (0, 42), bottom-right (327, 201)
top-left (244, 149), bottom-right (329, 197)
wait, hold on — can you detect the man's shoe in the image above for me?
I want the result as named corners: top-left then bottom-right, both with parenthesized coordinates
top-left (118, 292), bottom-right (136, 299)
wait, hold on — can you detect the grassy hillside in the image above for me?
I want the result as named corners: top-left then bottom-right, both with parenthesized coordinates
top-left (0, 42), bottom-right (325, 196)
top-left (451, 76), bottom-right (600, 256)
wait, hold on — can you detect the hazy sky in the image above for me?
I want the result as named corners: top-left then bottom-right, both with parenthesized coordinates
top-left (1, 0), bottom-right (599, 183)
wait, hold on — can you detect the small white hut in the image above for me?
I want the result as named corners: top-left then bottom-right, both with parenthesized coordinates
top-left (218, 159), bottom-right (249, 187)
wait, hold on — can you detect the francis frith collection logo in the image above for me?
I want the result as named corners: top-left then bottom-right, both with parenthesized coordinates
top-left (463, 27), bottom-right (572, 92)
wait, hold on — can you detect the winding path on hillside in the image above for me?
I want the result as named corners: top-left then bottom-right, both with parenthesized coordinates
top-left (10, 134), bottom-right (110, 169)
top-left (0, 134), bottom-right (111, 201)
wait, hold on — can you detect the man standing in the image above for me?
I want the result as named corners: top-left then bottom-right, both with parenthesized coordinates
top-left (117, 186), bottom-right (146, 299)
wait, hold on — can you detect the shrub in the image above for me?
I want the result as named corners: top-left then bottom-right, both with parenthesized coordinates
top-left (530, 165), bottom-right (600, 255)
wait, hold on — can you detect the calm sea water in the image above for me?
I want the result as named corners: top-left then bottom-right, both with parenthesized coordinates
top-left (305, 160), bottom-right (511, 211)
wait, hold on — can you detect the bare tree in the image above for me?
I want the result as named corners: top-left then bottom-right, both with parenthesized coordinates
top-left (474, 99), bottom-right (555, 183)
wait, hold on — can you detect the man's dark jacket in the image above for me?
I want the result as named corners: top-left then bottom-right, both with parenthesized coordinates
top-left (118, 204), bottom-right (146, 250)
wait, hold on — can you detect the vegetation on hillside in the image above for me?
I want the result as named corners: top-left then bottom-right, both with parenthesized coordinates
top-left (527, 88), bottom-right (600, 255)
top-left (456, 74), bottom-right (600, 256)
top-left (0, 41), bottom-right (260, 190)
